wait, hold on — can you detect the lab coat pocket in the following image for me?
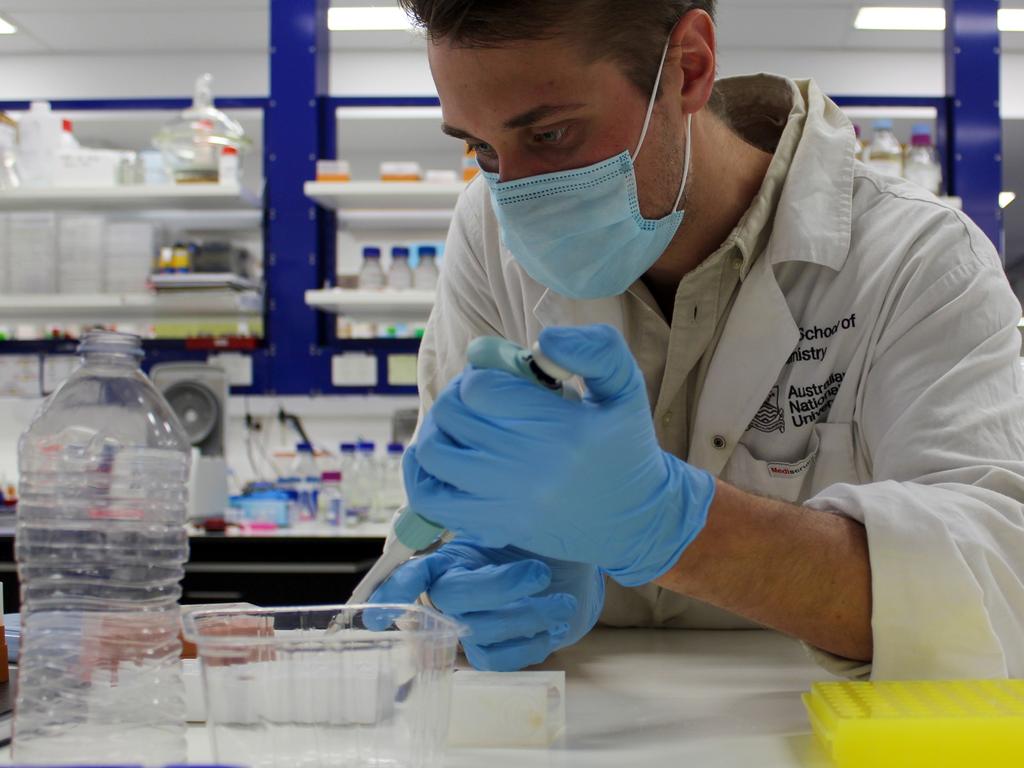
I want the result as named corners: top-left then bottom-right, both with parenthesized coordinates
top-left (722, 431), bottom-right (822, 503)
top-left (724, 423), bottom-right (860, 503)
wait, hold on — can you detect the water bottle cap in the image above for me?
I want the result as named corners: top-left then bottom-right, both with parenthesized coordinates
top-left (359, 441), bottom-right (376, 451)
top-left (322, 471), bottom-right (342, 482)
top-left (873, 119), bottom-right (894, 131)
top-left (363, 247), bottom-right (382, 259)
top-left (388, 443), bottom-right (404, 454)
top-left (296, 442), bottom-right (313, 453)
top-left (340, 443), bottom-right (357, 453)
top-left (392, 247), bottom-right (410, 259)
top-left (78, 330), bottom-right (144, 359)
top-left (279, 476), bottom-right (300, 483)
top-left (419, 246), bottom-right (438, 258)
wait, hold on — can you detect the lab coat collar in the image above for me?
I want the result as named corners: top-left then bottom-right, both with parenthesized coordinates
top-left (765, 78), bottom-right (856, 273)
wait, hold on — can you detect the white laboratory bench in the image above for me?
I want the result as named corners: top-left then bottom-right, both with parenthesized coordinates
top-left (0, 628), bottom-right (840, 767)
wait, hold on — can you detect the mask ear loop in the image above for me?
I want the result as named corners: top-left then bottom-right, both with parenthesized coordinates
top-left (672, 113), bottom-right (693, 212)
top-left (632, 37), bottom-right (673, 161)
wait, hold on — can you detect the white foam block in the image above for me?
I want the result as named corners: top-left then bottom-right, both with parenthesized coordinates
top-left (447, 670), bottom-right (566, 749)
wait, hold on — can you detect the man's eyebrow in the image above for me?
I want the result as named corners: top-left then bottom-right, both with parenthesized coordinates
top-left (441, 103), bottom-right (587, 141)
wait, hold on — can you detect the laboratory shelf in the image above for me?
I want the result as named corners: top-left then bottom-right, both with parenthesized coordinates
top-left (304, 181), bottom-right (465, 211)
top-left (305, 288), bottom-right (435, 323)
top-left (0, 290), bottom-right (263, 323)
top-left (335, 209), bottom-right (454, 232)
top-left (0, 184), bottom-right (262, 212)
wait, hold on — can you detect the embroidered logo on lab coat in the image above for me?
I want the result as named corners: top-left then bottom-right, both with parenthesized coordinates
top-left (749, 386), bottom-right (786, 434)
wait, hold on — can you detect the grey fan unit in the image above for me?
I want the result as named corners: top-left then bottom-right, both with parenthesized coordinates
top-left (152, 363), bottom-right (228, 457)
top-left (151, 362), bottom-right (230, 518)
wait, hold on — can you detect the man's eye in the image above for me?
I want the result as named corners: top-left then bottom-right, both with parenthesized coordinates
top-left (469, 142), bottom-right (495, 156)
top-left (534, 128), bottom-right (567, 145)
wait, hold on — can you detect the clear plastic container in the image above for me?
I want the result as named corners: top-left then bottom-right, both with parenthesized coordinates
top-left (16, 101), bottom-right (62, 188)
top-left (413, 247), bottom-right (440, 291)
top-left (866, 119), bottom-right (903, 179)
top-left (903, 123), bottom-right (943, 196)
top-left (387, 247), bottom-right (413, 290)
top-left (371, 442), bottom-right (407, 523)
top-left (181, 604), bottom-right (463, 768)
top-left (14, 330), bottom-right (191, 763)
top-left (153, 74), bottom-right (250, 184)
top-left (358, 247), bottom-right (385, 290)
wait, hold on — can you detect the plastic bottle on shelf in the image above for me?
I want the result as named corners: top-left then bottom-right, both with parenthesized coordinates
top-left (346, 441), bottom-right (377, 523)
top-left (372, 442), bottom-right (407, 523)
top-left (14, 331), bottom-right (190, 763)
top-left (318, 470), bottom-right (344, 527)
top-left (289, 443), bottom-right (320, 525)
top-left (16, 101), bottom-right (62, 188)
top-left (338, 443), bottom-right (361, 526)
top-left (413, 246), bottom-right (440, 291)
top-left (387, 247), bottom-right (413, 290)
top-left (903, 123), bottom-right (943, 197)
top-left (866, 119), bottom-right (903, 179)
top-left (358, 246), bottom-right (385, 290)
top-left (218, 146), bottom-right (240, 186)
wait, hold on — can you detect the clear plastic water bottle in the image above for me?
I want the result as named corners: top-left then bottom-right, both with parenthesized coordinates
top-left (358, 246), bottom-right (385, 290)
top-left (903, 123), bottom-right (943, 196)
top-left (372, 442), bottom-right (407, 523)
top-left (413, 246), bottom-right (440, 291)
top-left (14, 331), bottom-right (190, 763)
top-left (866, 119), bottom-right (903, 178)
top-left (387, 247), bottom-right (413, 290)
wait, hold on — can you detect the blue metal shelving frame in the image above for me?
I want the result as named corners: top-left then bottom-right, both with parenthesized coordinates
top-left (0, 0), bottom-right (1005, 395)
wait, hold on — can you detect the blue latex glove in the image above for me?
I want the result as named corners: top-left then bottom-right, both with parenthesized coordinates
top-left (368, 541), bottom-right (604, 672)
top-left (404, 324), bottom-right (717, 587)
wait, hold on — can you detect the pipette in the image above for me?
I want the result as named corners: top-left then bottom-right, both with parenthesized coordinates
top-left (346, 336), bottom-right (578, 606)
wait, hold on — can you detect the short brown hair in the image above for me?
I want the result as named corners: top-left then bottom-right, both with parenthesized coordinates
top-left (398, 0), bottom-right (722, 111)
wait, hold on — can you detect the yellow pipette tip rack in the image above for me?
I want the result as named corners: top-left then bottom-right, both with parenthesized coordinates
top-left (804, 680), bottom-right (1024, 768)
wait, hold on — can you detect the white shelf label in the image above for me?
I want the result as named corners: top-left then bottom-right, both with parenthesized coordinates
top-left (331, 353), bottom-right (378, 387)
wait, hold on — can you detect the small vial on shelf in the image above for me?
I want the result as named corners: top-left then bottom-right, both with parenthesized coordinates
top-left (413, 246), bottom-right (440, 291)
top-left (387, 247), bottom-right (413, 290)
top-left (319, 470), bottom-right (344, 527)
top-left (358, 246), bottom-right (385, 290)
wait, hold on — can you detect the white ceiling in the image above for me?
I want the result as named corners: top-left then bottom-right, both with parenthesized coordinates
top-left (0, 0), bottom-right (1023, 55)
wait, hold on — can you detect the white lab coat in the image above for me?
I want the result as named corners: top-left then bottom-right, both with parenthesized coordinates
top-left (417, 77), bottom-right (1024, 680)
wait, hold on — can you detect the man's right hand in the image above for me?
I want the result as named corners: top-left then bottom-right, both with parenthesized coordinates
top-left (367, 541), bottom-right (604, 672)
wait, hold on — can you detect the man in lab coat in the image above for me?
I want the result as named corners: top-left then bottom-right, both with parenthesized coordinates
top-left (370, 0), bottom-right (1024, 679)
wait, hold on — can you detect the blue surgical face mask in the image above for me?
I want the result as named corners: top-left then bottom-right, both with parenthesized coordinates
top-left (482, 39), bottom-right (692, 300)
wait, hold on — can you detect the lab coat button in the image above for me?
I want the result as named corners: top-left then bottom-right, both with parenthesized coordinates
top-left (662, 411), bottom-right (673, 426)
top-left (712, 435), bottom-right (728, 450)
